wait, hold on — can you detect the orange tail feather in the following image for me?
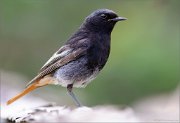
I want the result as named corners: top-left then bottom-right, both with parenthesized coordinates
top-left (6, 75), bottom-right (55, 105)
top-left (7, 83), bottom-right (38, 105)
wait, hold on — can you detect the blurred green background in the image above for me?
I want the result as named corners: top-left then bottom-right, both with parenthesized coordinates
top-left (0, 0), bottom-right (179, 106)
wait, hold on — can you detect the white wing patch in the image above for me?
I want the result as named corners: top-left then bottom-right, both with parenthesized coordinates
top-left (41, 49), bottom-right (72, 69)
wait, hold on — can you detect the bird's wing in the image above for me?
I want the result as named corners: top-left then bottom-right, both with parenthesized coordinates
top-left (40, 45), bottom-right (72, 72)
top-left (26, 45), bottom-right (87, 87)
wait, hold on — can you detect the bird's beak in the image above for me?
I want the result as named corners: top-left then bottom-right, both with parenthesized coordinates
top-left (109, 16), bottom-right (127, 22)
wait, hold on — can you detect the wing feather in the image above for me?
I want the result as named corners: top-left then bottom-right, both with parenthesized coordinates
top-left (26, 47), bottom-right (86, 87)
top-left (40, 45), bottom-right (71, 72)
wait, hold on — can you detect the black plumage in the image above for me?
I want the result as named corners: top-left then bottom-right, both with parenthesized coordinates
top-left (7, 9), bottom-right (126, 107)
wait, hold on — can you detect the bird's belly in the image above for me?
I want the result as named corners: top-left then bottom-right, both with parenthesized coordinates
top-left (53, 57), bottom-right (99, 88)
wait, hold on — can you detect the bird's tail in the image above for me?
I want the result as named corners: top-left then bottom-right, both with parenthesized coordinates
top-left (7, 82), bottom-right (39, 105)
top-left (6, 75), bottom-right (55, 105)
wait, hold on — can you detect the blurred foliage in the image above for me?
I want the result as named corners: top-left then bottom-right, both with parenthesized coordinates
top-left (0, 0), bottom-right (179, 106)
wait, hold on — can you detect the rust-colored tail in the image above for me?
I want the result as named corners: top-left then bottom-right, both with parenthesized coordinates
top-left (7, 83), bottom-right (39, 105)
top-left (7, 75), bottom-right (55, 105)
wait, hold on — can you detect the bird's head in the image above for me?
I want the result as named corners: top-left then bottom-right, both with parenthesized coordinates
top-left (83, 9), bottom-right (127, 34)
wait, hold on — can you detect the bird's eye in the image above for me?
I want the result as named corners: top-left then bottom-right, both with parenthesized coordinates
top-left (100, 14), bottom-right (108, 19)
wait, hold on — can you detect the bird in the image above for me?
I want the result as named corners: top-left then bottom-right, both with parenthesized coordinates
top-left (7, 9), bottom-right (126, 107)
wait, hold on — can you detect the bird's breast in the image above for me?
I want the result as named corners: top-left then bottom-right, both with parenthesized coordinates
top-left (87, 35), bottom-right (110, 70)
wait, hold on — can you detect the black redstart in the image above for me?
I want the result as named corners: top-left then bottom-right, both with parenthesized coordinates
top-left (7, 9), bottom-right (126, 107)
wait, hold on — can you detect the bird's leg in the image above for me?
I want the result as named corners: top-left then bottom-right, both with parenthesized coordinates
top-left (67, 84), bottom-right (82, 107)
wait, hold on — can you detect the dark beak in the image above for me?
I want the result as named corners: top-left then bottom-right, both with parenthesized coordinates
top-left (109, 17), bottom-right (127, 22)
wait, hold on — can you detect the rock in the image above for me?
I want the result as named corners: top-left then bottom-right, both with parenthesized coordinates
top-left (7, 104), bottom-right (140, 122)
